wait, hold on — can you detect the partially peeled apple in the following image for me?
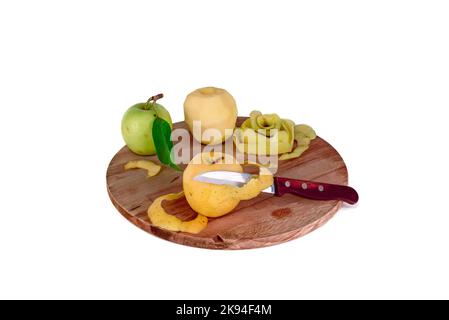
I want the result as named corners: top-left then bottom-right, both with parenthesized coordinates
top-left (147, 152), bottom-right (273, 234)
top-left (183, 152), bottom-right (273, 218)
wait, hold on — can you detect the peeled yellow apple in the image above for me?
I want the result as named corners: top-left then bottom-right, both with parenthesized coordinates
top-left (184, 87), bottom-right (238, 145)
top-left (183, 152), bottom-right (273, 218)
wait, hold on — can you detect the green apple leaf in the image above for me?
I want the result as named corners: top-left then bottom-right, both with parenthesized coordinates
top-left (152, 117), bottom-right (181, 171)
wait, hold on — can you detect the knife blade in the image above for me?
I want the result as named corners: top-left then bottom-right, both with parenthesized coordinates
top-left (194, 170), bottom-right (275, 193)
top-left (194, 170), bottom-right (359, 204)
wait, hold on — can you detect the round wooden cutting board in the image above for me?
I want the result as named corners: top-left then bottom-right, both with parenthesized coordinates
top-left (106, 117), bottom-right (349, 249)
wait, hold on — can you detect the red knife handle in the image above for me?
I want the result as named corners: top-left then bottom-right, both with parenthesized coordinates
top-left (273, 176), bottom-right (359, 205)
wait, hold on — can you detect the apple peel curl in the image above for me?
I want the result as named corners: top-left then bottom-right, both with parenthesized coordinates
top-left (124, 160), bottom-right (161, 177)
top-left (233, 111), bottom-right (295, 155)
top-left (148, 191), bottom-right (208, 234)
top-left (279, 124), bottom-right (317, 160)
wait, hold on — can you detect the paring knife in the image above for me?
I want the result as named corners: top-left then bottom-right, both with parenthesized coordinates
top-left (194, 171), bottom-right (359, 205)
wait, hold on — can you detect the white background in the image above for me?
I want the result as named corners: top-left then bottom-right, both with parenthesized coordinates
top-left (0, 0), bottom-right (448, 299)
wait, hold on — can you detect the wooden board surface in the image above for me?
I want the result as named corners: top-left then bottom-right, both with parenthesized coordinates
top-left (106, 117), bottom-right (348, 249)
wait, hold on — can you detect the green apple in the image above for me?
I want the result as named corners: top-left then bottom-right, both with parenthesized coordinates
top-left (121, 94), bottom-right (172, 155)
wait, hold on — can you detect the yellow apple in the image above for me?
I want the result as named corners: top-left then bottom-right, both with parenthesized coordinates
top-left (182, 152), bottom-right (273, 218)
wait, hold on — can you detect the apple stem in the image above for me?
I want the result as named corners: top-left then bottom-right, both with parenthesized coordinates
top-left (144, 93), bottom-right (164, 110)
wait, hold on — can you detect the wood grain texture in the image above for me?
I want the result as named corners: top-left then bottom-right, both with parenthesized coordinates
top-left (106, 117), bottom-right (348, 249)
